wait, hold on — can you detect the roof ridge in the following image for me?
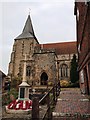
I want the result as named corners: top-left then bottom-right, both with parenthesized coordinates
top-left (40, 41), bottom-right (77, 45)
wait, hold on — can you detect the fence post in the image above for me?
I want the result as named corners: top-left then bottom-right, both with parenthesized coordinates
top-left (58, 82), bottom-right (60, 95)
top-left (47, 93), bottom-right (52, 120)
top-left (32, 97), bottom-right (39, 120)
top-left (55, 85), bottom-right (57, 102)
top-left (53, 85), bottom-right (55, 104)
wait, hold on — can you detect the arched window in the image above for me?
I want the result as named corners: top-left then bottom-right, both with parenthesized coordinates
top-left (26, 66), bottom-right (31, 77)
top-left (60, 64), bottom-right (68, 78)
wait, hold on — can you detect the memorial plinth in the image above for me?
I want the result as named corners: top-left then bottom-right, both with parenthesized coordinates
top-left (6, 54), bottom-right (32, 114)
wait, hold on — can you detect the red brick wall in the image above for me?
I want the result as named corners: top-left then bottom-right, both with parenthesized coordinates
top-left (79, 17), bottom-right (88, 66)
top-left (88, 3), bottom-right (90, 51)
top-left (75, 2), bottom-right (89, 70)
top-left (75, 2), bottom-right (90, 94)
top-left (76, 3), bottom-right (87, 44)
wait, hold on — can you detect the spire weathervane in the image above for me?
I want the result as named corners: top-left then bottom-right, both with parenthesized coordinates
top-left (29, 8), bottom-right (31, 15)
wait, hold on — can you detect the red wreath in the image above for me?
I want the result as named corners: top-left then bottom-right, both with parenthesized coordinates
top-left (7, 99), bottom-right (32, 110)
top-left (27, 100), bottom-right (32, 109)
top-left (14, 100), bottom-right (21, 110)
top-left (8, 100), bottom-right (16, 109)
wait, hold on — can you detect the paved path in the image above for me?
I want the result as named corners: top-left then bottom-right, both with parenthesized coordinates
top-left (52, 88), bottom-right (90, 120)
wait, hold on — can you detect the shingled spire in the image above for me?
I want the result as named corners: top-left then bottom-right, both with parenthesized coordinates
top-left (15, 14), bottom-right (37, 40)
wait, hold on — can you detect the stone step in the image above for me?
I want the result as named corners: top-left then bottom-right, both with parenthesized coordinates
top-left (52, 112), bottom-right (90, 119)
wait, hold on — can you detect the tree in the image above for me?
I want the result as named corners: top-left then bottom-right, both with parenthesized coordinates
top-left (11, 76), bottom-right (22, 90)
top-left (70, 54), bottom-right (79, 83)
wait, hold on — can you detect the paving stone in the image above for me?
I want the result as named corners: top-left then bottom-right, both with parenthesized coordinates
top-left (53, 88), bottom-right (90, 119)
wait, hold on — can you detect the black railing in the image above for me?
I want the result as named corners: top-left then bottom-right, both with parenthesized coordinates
top-left (32, 82), bottom-right (60, 120)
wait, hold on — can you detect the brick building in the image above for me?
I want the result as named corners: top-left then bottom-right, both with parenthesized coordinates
top-left (8, 14), bottom-right (77, 86)
top-left (74, 1), bottom-right (90, 94)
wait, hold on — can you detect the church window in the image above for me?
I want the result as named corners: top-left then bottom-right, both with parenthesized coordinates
top-left (22, 41), bottom-right (24, 55)
top-left (30, 42), bottom-right (33, 50)
top-left (22, 41), bottom-right (24, 48)
top-left (30, 43), bottom-right (31, 50)
top-left (26, 66), bottom-right (31, 76)
top-left (60, 64), bottom-right (68, 78)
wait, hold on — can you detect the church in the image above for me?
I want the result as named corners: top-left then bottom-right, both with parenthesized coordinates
top-left (8, 14), bottom-right (77, 86)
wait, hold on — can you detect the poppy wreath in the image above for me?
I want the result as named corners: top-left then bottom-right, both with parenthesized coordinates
top-left (21, 100), bottom-right (27, 110)
top-left (15, 100), bottom-right (22, 110)
top-left (8, 100), bottom-right (16, 109)
top-left (7, 100), bottom-right (32, 110)
top-left (26, 100), bottom-right (32, 109)
top-left (19, 100), bottom-right (23, 109)
top-left (20, 100), bottom-right (32, 110)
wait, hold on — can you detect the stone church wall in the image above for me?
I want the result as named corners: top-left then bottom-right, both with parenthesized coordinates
top-left (57, 53), bottom-right (77, 81)
top-left (8, 38), bottom-right (39, 77)
top-left (33, 50), bottom-right (57, 85)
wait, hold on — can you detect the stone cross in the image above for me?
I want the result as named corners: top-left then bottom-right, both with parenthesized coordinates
top-left (29, 8), bottom-right (31, 15)
top-left (22, 54), bottom-right (27, 82)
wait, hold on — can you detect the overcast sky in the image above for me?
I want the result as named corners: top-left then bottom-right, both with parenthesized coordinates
top-left (0, 0), bottom-right (76, 74)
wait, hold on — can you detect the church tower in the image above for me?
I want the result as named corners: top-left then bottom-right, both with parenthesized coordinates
top-left (8, 12), bottom-right (77, 87)
top-left (8, 14), bottom-right (39, 83)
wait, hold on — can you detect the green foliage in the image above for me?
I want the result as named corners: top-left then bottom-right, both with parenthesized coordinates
top-left (69, 81), bottom-right (79, 87)
top-left (60, 80), bottom-right (79, 88)
top-left (60, 80), bottom-right (70, 87)
top-left (48, 82), bottom-right (53, 86)
top-left (2, 88), bottom-right (18, 105)
top-left (11, 76), bottom-right (22, 89)
top-left (9, 88), bottom-right (18, 99)
top-left (70, 54), bottom-right (79, 83)
top-left (2, 93), bottom-right (11, 105)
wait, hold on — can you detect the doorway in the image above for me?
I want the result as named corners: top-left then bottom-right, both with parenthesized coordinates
top-left (41, 72), bottom-right (48, 85)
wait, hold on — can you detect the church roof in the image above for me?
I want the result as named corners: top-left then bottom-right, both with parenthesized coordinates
top-left (15, 15), bottom-right (37, 40)
top-left (40, 41), bottom-right (77, 55)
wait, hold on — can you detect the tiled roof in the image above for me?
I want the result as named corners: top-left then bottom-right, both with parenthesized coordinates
top-left (40, 41), bottom-right (77, 55)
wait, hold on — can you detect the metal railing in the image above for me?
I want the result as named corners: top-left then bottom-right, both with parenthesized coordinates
top-left (32, 82), bottom-right (60, 120)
